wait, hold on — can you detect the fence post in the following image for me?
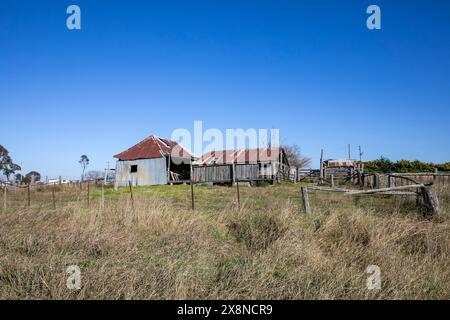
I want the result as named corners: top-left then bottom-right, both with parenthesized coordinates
top-left (331, 175), bottom-right (335, 188)
top-left (356, 169), bottom-right (362, 186)
top-left (128, 181), bottom-right (134, 209)
top-left (190, 159), bottom-right (195, 210)
top-left (101, 183), bottom-right (105, 210)
top-left (319, 149), bottom-right (324, 184)
top-left (87, 182), bottom-right (90, 207)
top-left (27, 184), bottom-right (31, 207)
top-left (52, 183), bottom-right (56, 209)
top-left (3, 185), bottom-right (6, 212)
top-left (416, 188), bottom-right (423, 206)
top-left (420, 185), bottom-right (441, 217)
top-left (236, 180), bottom-right (241, 210)
top-left (190, 181), bottom-right (195, 210)
top-left (300, 186), bottom-right (311, 214)
top-left (375, 173), bottom-right (381, 189)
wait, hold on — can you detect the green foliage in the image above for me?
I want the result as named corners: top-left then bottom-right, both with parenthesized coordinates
top-left (0, 144), bottom-right (21, 181)
top-left (362, 156), bottom-right (450, 173)
top-left (23, 171), bottom-right (41, 184)
top-left (79, 155), bottom-right (90, 180)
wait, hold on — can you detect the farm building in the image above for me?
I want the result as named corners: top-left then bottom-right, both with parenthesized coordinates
top-left (320, 158), bottom-right (362, 181)
top-left (113, 135), bottom-right (191, 188)
top-left (192, 147), bottom-right (292, 183)
top-left (324, 159), bottom-right (356, 168)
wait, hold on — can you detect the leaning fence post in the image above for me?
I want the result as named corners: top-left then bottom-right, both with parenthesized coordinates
top-left (331, 175), bottom-right (335, 188)
top-left (420, 185), bottom-right (441, 217)
top-left (300, 186), bottom-right (311, 214)
top-left (128, 181), bottom-right (134, 209)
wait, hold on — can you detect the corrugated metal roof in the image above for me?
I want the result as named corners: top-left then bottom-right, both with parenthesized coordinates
top-left (195, 147), bottom-right (283, 165)
top-left (114, 135), bottom-right (191, 161)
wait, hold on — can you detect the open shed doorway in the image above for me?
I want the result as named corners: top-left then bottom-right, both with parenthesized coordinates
top-left (167, 156), bottom-right (191, 183)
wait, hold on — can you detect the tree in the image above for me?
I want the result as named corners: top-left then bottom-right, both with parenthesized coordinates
top-left (3, 163), bottom-right (21, 181)
top-left (0, 145), bottom-right (21, 181)
top-left (0, 145), bottom-right (11, 179)
top-left (14, 173), bottom-right (23, 184)
top-left (85, 170), bottom-right (103, 181)
top-left (23, 171), bottom-right (41, 184)
top-left (79, 155), bottom-right (89, 181)
top-left (282, 144), bottom-right (311, 168)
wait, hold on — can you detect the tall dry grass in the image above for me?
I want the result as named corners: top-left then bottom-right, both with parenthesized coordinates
top-left (0, 184), bottom-right (449, 299)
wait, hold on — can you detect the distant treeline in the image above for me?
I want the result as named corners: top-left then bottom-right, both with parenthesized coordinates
top-left (360, 157), bottom-right (450, 173)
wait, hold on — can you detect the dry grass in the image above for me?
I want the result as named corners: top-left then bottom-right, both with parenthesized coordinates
top-left (0, 183), bottom-right (449, 299)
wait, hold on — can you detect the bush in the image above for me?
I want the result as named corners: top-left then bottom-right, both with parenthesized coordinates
top-left (362, 157), bottom-right (450, 173)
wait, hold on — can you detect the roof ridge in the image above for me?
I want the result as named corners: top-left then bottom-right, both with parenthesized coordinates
top-left (113, 134), bottom-right (192, 160)
top-left (202, 147), bottom-right (278, 155)
top-left (113, 134), bottom-right (154, 157)
top-left (151, 135), bottom-right (165, 155)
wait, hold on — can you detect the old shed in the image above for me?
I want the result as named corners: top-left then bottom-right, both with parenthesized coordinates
top-left (113, 135), bottom-right (191, 188)
top-left (193, 147), bottom-right (291, 183)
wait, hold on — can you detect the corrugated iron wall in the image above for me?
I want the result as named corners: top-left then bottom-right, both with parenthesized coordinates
top-left (114, 158), bottom-right (167, 188)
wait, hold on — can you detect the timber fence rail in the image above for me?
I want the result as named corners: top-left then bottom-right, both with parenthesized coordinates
top-left (309, 180), bottom-right (441, 217)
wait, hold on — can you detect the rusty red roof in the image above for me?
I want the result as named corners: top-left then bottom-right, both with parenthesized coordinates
top-left (196, 147), bottom-right (285, 165)
top-left (114, 135), bottom-right (191, 161)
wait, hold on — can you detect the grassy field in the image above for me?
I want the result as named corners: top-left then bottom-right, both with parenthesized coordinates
top-left (0, 182), bottom-right (449, 299)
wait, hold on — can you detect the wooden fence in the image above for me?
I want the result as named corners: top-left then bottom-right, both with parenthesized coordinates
top-left (387, 173), bottom-right (450, 188)
top-left (192, 163), bottom-right (295, 183)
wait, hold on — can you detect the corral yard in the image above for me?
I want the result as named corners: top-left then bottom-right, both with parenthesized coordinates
top-left (1, 183), bottom-right (450, 299)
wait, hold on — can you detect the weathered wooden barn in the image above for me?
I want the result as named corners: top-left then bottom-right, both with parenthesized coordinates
top-left (192, 147), bottom-right (291, 183)
top-left (114, 135), bottom-right (191, 188)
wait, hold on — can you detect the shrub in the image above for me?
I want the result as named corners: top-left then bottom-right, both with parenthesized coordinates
top-left (362, 157), bottom-right (449, 173)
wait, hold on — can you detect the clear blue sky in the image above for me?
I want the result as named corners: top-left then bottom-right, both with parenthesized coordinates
top-left (1, 0), bottom-right (449, 179)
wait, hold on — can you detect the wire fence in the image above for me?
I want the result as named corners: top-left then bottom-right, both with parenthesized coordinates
top-left (0, 181), bottom-right (107, 211)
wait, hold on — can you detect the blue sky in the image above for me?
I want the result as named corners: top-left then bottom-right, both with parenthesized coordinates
top-left (1, 0), bottom-right (449, 179)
